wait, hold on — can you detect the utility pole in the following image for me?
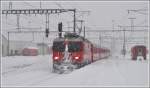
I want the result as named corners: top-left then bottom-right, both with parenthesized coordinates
top-left (40, 1), bottom-right (42, 9)
top-left (122, 27), bottom-right (126, 56)
top-left (99, 33), bottom-right (101, 57)
top-left (99, 33), bottom-right (101, 48)
top-left (111, 36), bottom-right (115, 55)
top-left (9, 1), bottom-right (12, 10)
top-left (128, 18), bottom-right (136, 31)
top-left (45, 14), bottom-right (50, 37)
top-left (79, 20), bottom-right (84, 34)
top-left (16, 14), bottom-right (20, 31)
top-left (112, 20), bottom-right (115, 54)
top-left (76, 20), bottom-right (84, 35)
top-left (32, 32), bottom-right (34, 41)
top-left (42, 37), bottom-right (44, 55)
top-left (118, 25), bottom-right (126, 56)
top-left (73, 9), bottom-right (76, 33)
top-left (112, 20), bottom-right (115, 31)
top-left (67, 22), bottom-right (70, 31)
top-left (83, 26), bottom-right (85, 38)
top-left (7, 32), bottom-right (10, 56)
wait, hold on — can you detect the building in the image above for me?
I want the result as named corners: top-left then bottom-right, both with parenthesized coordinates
top-left (1, 34), bottom-right (8, 57)
top-left (37, 43), bottom-right (49, 55)
top-left (1, 33), bottom-right (50, 56)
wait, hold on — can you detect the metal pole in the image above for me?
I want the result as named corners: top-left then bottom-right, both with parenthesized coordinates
top-left (112, 20), bottom-right (114, 31)
top-left (9, 1), bottom-right (12, 10)
top-left (123, 27), bottom-right (126, 56)
top-left (99, 33), bottom-right (101, 48)
top-left (46, 14), bottom-right (49, 29)
top-left (47, 14), bottom-right (49, 29)
top-left (84, 26), bottom-right (85, 38)
top-left (99, 33), bottom-right (101, 57)
top-left (7, 32), bottom-right (10, 56)
top-left (67, 22), bottom-right (70, 31)
top-left (17, 14), bottom-right (20, 31)
top-left (128, 18), bottom-right (136, 31)
top-left (42, 37), bottom-right (44, 55)
top-left (32, 32), bottom-right (34, 41)
top-left (81, 21), bottom-right (83, 31)
top-left (80, 20), bottom-right (84, 34)
top-left (73, 9), bottom-right (76, 33)
top-left (40, 1), bottom-right (42, 9)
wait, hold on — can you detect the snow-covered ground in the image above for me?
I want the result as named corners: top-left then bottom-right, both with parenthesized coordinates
top-left (1, 54), bottom-right (149, 87)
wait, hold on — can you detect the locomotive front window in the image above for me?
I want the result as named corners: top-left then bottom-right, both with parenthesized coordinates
top-left (138, 48), bottom-right (142, 52)
top-left (68, 42), bottom-right (81, 52)
top-left (53, 41), bottom-right (65, 52)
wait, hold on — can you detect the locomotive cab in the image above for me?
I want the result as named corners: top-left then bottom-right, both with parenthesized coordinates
top-left (52, 40), bottom-right (83, 63)
top-left (52, 33), bottom-right (88, 73)
top-left (131, 45), bottom-right (147, 60)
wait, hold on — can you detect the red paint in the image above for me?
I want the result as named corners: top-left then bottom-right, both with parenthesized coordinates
top-left (22, 48), bottom-right (38, 56)
top-left (131, 45), bottom-right (147, 60)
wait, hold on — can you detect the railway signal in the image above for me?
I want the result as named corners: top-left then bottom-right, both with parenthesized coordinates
top-left (45, 28), bottom-right (49, 37)
top-left (58, 22), bottom-right (63, 38)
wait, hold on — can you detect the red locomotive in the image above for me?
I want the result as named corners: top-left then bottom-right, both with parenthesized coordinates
top-left (131, 45), bottom-right (147, 60)
top-left (52, 32), bottom-right (110, 73)
top-left (22, 47), bottom-right (38, 56)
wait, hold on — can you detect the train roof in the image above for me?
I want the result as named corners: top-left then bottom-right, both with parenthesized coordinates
top-left (132, 45), bottom-right (146, 48)
top-left (53, 32), bottom-right (92, 43)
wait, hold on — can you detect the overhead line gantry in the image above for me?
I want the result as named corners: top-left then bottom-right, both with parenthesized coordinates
top-left (2, 9), bottom-right (77, 33)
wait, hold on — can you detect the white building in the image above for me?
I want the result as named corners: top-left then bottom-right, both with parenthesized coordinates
top-left (1, 34), bottom-right (8, 57)
top-left (37, 43), bottom-right (50, 55)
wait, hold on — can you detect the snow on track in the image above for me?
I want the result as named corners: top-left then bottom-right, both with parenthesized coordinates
top-left (36, 57), bottom-right (148, 87)
top-left (2, 55), bottom-right (56, 87)
top-left (1, 55), bottom-right (149, 87)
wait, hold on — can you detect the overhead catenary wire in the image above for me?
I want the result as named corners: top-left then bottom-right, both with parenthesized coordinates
top-left (54, 2), bottom-right (86, 33)
top-left (4, 2), bottom-right (45, 31)
top-left (126, 8), bottom-right (148, 48)
top-left (22, 2), bottom-right (46, 27)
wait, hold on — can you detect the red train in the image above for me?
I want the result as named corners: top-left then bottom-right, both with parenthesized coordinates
top-left (22, 47), bottom-right (38, 56)
top-left (52, 33), bottom-right (110, 73)
top-left (131, 45), bottom-right (147, 60)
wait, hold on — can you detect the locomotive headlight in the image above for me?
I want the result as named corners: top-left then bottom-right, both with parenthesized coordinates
top-left (75, 56), bottom-right (79, 60)
top-left (54, 56), bottom-right (59, 60)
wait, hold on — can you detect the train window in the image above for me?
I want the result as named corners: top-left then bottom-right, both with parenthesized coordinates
top-left (68, 42), bottom-right (81, 52)
top-left (53, 41), bottom-right (65, 52)
top-left (138, 48), bottom-right (142, 52)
